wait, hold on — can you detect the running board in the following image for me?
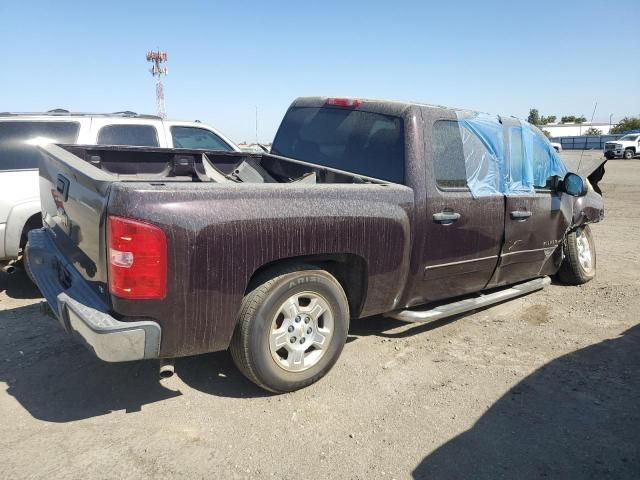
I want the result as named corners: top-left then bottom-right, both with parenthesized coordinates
top-left (385, 276), bottom-right (551, 323)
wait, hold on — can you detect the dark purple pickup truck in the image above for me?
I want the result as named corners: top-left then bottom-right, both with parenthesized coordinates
top-left (26, 97), bottom-right (605, 392)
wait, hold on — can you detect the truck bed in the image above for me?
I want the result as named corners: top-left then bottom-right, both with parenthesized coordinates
top-left (35, 143), bottom-right (414, 357)
top-left (61, 144), bottom-right (393, 185)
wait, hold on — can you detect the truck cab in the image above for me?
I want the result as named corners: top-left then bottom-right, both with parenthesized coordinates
top-left (271, 98), bottom-right (601, 304)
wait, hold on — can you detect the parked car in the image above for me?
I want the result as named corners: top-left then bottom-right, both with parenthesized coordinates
top-left (237, 143), bottom-right (272, 153)
top-left (0, 110), bottom-right (239, 270)
top-left (550, 141), bottom-right (562, 153)
top-left (604, 134), bottom-right (640, 159)
top-left (26, 97), bottom-right (605, 393)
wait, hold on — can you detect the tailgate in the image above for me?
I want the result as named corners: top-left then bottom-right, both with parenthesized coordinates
top-left (37, 143), bottom-right (114, 302)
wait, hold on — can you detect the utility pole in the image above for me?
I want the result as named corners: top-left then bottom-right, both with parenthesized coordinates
top-left (255, 106), bottom-right (259, 144)
top-left (146, 50), bottom-right (168, 119)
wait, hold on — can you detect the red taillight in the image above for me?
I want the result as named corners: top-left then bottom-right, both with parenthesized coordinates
top-left (107, 216), bottom-right (167, 300)
top-left (326, 97), bottom-right (361, 108)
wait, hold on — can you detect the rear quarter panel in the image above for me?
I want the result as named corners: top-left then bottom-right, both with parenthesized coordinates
top-left (107, 182), bottom-right (414, 356)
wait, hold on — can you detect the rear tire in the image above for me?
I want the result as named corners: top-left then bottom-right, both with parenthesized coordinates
top-left (19, 217), bottom-right (42, 284)
top-left (557, 225), bottom-right (596, 285)
top-left (623, 149), bottom-right (634, 160)
top-left (22, 243), bottom-right (35, 284)
top-left (230, 265), bottom-right (349, 393)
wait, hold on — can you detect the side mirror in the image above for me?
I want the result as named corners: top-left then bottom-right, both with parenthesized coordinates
top-left (562, 172), bottom-right (587, 197)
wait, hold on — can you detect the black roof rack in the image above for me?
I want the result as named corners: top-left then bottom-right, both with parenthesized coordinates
top-left (0, 111), bottom-right (162, 119)
top-left (112, 110), bottom-right (139, 116)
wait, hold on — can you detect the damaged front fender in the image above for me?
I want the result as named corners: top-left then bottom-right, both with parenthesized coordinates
top-left (563, 155), bottom-right (607, 195)
top-left (561, 155), bottom-right (606, 227)
top-left (572, 184), bottom-right (605, 227)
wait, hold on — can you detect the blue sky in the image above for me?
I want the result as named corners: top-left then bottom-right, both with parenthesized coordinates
top-left (1, 0), bottom-right (638, 143)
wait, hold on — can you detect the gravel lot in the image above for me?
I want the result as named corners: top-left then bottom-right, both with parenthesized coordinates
top-left (0, 152), bottom-right (638, 480)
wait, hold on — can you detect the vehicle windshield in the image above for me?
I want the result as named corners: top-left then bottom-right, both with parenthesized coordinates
top-left (272, 106), bottom-right (405, 183)
top-left (619, 135), bottom-right (639, 142)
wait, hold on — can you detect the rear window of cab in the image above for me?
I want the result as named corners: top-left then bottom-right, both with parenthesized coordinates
top-left (272, 106), bottom-right (405, 183)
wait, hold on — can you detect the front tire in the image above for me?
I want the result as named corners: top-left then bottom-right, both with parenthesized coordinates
top-left (557, 225), bottom-right (596, 285)
top-left (230, 265), bottom-right (349, 393)
top-left (623, 149), bottom-right (634, 160)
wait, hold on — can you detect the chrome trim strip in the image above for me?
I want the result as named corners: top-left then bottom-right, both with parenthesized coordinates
top-left (502, 246), bottom-right (558, 257)
top-left (424, 255), bottom-right (498, 271)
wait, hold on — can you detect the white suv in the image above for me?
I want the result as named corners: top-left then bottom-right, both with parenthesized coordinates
top-left (0, 111), bottom-right (239, 268)
top-left (604, 134), bottom-right (640, 160)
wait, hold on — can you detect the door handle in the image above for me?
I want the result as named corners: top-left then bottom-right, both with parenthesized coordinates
top-left (510, 210), bottom-right (532, 220)
top-left (433, 212), bottom-right (461, 224)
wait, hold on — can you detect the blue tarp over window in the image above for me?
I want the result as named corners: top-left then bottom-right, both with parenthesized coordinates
top-left (508, 122), bottom-right (567, 194)
top-left (457, 112), bottom-right (505, 196)
top-left (455, 112), bottom-right (567, 197)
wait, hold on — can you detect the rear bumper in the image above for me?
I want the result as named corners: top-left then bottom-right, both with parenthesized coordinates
top-left (26, 229), bottom-right (161, 362)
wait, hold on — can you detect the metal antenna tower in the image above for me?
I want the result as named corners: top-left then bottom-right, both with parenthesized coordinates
top-left (146, 50), bottom-right (168, 118)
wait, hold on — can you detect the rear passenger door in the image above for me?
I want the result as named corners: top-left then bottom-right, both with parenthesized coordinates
top-left (89, 119), bottom-right (166, 147)
top-left (491, 120), bottom-right (571, 286)
top-left (419, 114), bottom-right (504, 303)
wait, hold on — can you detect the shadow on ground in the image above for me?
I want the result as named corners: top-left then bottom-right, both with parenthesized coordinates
top-left (0, 300), bottom-right (266, 423)
top-left (0, 269), bottom-right (42, 299)
top-left (349, 303), bottom-right (507, 341)
top-left (0, 303), bottom-right (182, 422)
top-left (0, 276), bottom-right (512, 423)
top-left (413, 324), bottom-right (640, 479)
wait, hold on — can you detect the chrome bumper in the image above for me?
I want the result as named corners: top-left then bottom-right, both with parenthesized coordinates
top-left (26, 229), bottom-right (161, 362)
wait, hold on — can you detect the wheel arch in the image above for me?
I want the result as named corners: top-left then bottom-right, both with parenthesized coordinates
top-left (245, 253), bottom-right (369, 319)
top-left (4, 201), bottom-right (42, 259)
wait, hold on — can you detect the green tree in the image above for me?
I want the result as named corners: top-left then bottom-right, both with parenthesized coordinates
top-left (583, 127), bottom-right (602, 136)
top-left (560, 115), bottom-right (587, 124)
top-left (539, 115), bottom-right (557, 125)
top-left (527, 109), bottom-right (540, 125)
top-left (611, 116), bottom-right (640, 134)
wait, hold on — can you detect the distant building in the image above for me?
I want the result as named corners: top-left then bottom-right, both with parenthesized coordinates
top-left (539, 122), bottom-right (612, 137)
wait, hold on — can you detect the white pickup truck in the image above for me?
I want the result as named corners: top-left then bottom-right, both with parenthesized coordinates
top-left (604, 133), bottom-right (640, 160)
top-left (0, 111), bottom-right (239, 270)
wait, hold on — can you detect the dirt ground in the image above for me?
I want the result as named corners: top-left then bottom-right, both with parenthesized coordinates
top-left (0, 151), bottom-right (638, 480)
